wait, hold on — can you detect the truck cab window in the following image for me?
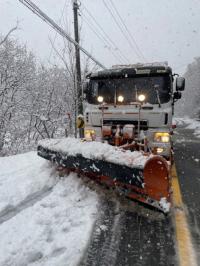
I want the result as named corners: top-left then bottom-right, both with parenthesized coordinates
top-left (88, 75), bottom-right (171, 105)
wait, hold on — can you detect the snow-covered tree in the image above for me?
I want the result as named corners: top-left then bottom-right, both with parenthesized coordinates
top-left (0, 36), bottom-right (77, 155)
top-left (0, 37), bottom-right (36, 154)
top-left (0, 28), bottom-right (95, 156)
top-left (27, 65), bottom-right (74, 141)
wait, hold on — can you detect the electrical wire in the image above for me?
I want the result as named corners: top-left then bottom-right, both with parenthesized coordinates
top-left (48, 0), bottom-right (69, 62)
top-left (102, 0), bottom-right (144, 62)
top-left (18, 0), bottom-right (106, 69)
top-left (108, 0), bottom-right (146, 62)
top-left (80, 11), bottom-right (125, 64)
top-left (80, 2), bottom-right (130, 64)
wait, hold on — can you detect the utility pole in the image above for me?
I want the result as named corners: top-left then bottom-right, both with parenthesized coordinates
top-left (73, 0), bottom-right (83, 115)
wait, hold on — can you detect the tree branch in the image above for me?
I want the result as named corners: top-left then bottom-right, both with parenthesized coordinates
top-left (0, 25), bottom-right (18, 46)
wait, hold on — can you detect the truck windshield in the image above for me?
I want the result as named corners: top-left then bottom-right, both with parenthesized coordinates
top-left (88, 75), bottom-right (171, 105)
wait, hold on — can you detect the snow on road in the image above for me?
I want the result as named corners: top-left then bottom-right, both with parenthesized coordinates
top-left (0, 152), bottom-right (98, 266)
top-left (174, 117), bottom-right (200, 138)
top-left (0, 152), bottom-right (56, 214)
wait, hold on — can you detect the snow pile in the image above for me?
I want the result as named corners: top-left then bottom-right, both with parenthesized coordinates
top-left (39, 138), bottom-right (149, 168)
top-left (159, 197), bottom-right (171, 213)
top-left (185, 120), bottom-right (200, 138)
top-left (173, 117), bottom-right (200, 138)
top-left (0, 152), bottom-right (98, 266)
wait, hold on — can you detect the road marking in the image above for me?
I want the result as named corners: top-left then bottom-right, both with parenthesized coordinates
top-left (171, 165), bottom-right (197, 266)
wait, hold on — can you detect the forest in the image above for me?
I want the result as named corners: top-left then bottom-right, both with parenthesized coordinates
top-left (0, 33), bottom-right (78, 156)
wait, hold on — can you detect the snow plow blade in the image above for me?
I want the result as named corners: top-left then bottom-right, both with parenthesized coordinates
top-left (37, 139), bottom-right (171, 213)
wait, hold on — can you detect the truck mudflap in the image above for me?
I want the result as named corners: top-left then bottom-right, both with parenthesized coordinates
top-left (37, 145), bottom-right (171, 213)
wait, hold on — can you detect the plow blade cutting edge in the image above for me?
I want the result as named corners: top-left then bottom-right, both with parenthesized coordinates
top-left (37, 141), bottom-right (171, 213)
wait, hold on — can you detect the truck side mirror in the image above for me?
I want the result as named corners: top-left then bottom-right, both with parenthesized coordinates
top-left (176, 77), bottom-right (185, 91)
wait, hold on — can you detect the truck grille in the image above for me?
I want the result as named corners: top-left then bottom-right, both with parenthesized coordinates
top-left (103, 119), bottom-right (148, 130)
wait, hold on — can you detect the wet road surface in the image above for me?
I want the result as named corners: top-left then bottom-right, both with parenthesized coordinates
top-left (80, 198), bottom-right (176, 266)
top-left (174, 126), bottom-right (200, 262)
top-left (79, 124), bottom-right (199, 266)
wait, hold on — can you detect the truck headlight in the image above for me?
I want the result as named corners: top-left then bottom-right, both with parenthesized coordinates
top-left (85, 129), bottom-right (96, 140)
top-left (154, 132), bottom-right (170, 143)
top-left (138, 94), bottom-right (146, 102)
top-left (97, 96), bottom-right (104, 103)
top-left (117, 95), bottom-right (124, 102)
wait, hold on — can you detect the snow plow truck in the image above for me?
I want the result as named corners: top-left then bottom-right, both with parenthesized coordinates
top-left (38, 62), bottom-right (185, 213)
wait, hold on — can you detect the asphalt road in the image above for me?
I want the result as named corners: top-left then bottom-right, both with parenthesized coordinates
top-left (174, 125), bottom-right (200, 263)
top-left (79, 124), bottom-right (200, 266)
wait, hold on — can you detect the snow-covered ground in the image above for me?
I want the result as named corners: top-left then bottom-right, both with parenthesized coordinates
top-left (173, 117), bottom-right (200, 138)
top-left (0, 152), bottom-right (98, 266)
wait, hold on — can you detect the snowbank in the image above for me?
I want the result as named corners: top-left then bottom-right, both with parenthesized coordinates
top-left (39, 138), bottom-right (149, 168)
top-left (173, 117), bottom-right (200, 138)
top-left (0, 152), bottom-right (56, 214)
top-left (0, 152), bottom-right (98, 266)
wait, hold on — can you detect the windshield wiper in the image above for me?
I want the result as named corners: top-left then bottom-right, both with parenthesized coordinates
top-left (154, 84), bottom-right (161, 108)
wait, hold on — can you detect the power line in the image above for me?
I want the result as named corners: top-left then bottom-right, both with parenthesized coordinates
top-left (108, 0), bottom-right (146, 62)
top-left (80, 13), bottom-right (123, 63)
top-left (80, 2), bottom-right (130, 64)
top-left (48, 0), bottom-right (69, 62)
top-left (18, 0), bottom-right (106, 69)
top-left (80, 11), bottom-right (124, 64)
top-left (102, 0), bottom-right (143, 62)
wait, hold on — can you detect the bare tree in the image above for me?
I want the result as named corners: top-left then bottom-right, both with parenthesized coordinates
top-left (0, 25), bottom-right (18, 46)
top-left (49, 36), bottom-right (78, 136)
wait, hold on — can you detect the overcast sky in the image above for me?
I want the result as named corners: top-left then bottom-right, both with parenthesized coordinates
top-left (1, 0), bottom-right (200, 74)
